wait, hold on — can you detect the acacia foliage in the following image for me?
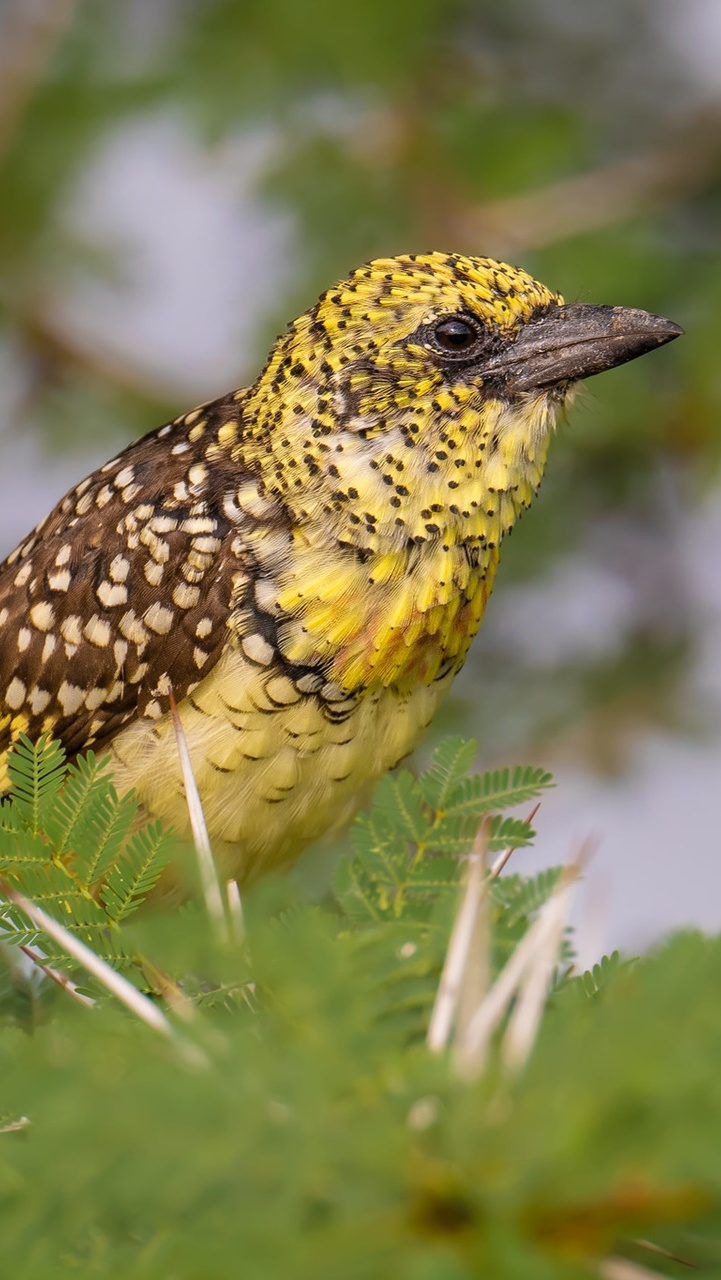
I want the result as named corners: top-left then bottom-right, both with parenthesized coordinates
top-left (0, 737), bottom-right (719, 1278)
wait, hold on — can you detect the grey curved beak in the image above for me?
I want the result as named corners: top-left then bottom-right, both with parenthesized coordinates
top-left (483, 303), bottom-right (683, 393)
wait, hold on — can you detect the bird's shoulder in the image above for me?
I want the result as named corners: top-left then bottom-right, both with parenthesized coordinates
top-left (0, 388), bottom-right (289, 766)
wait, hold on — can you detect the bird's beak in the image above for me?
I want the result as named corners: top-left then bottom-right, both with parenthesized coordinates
top-left (482, 303), bottom-right (683, 393)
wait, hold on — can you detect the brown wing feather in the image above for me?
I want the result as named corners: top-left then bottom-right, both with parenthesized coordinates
top-left (0, 397), bottom-right (255, 773)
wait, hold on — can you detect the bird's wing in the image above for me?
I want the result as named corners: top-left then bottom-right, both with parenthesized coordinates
top-left (0, 405), bottom-right (259, 774)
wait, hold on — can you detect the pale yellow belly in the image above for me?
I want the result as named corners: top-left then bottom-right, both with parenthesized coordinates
top-left (107, 643), bottom-right (453, 881)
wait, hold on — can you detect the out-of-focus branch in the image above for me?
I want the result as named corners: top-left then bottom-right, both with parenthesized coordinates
top-left (10, 303), bottom-right (187, 409)
top-left (0, 0), bottom-right (84, 164)
top-left (356, 95), bottom-right (721, 257)
top-left (453, 114), bottom-right (721, 258)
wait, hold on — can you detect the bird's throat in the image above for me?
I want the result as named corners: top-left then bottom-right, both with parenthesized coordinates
top-left (272, 417), bottom-right (555, 692)
top-left (238, 389), bottom-right (559, 694)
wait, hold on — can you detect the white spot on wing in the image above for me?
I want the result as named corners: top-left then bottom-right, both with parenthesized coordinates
top-left (97, 580), bottom-right (128, 607)
top-left (58, 681), bottom-right (84, 715)
top-left (172, 583), bottom-right (200, 609)
top-left (119, 611), bottom-right (147, 645)
top-left (48, 569), bottom-right (71, 592)
top-left (109, 555), bottom-right (130, 583)
top-left (241, 633), bottom-right (274, 666)
top-left (84, 687), bottom-right (107, 711)
top-left (144, 602), bottom-right (174, 635)
top-left (29, 601), bottom-right (54, 632)
top-left (114, 465), bottom-right (135, 489)
top-left (84, 615), bottom-right (112, 648)
top-left (60, 615), bottom-right (83, 645)
top-left (28, 687), bottom-right (50, 715)
top-left (6, 677), bottom-right (26, 709)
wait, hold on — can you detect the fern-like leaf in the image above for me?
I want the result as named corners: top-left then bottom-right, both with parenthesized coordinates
top-left (77, 787), bottom-right (139, 890)
top-left (7, 736), bottom-right (66, 835)
top-left (490, 866), bottom-right (565, 925)
top-left (425, 812), bottom-right (535, 857)
top-left (336, 812), bottom-right (407, 922)
top-left (372, 772), bottom-right (428, 845)
top-left (0, 823), bottom-right (52, 869)
top-left (579, 950), bottom-right (629, 998)
top-left (43, 751), bottom-right (111, 860)
top-left (101, 821), bottom-right (174, 923)
top-left (442, 765), bottom-right (553, 818)
top-left (45, 753), bottom-right (140, 888)
top-left (417, 737), bottom-right (478, 809)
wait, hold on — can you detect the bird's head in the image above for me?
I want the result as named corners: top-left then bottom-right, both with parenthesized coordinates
top-left (244, 252), bottom-right (681, 550)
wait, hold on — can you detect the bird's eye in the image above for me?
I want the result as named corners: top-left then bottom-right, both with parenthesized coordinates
top-left (432, 316), bottom-right (481, 356)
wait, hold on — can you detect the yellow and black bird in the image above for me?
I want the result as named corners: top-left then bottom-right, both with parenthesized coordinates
top-left (0, 254), bottom-right (681, 880)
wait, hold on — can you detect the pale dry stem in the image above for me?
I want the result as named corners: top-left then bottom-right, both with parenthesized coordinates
top-left (453, 843), bottom-right (589, 1079)
top-left (598, 1258), bottom-right (665, 1280)
top-left (18, 942), bottom-right (95, 1009)
top-left (427, 803), bottom-right (541, 1056)
top-left (0, 1116), bottom-right (30, 1134)
top-left (0, 877), bottom-right (208, 1068)
top-left (226, 879), bottom-right (245, 944)
top-left (427, 824), bottom-right (489, 1053)
top-left (167, 683), bottom-right (230, 943)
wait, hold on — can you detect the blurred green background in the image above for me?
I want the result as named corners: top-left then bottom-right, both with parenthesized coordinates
top-left (0, 0), bottom-right (719, 949)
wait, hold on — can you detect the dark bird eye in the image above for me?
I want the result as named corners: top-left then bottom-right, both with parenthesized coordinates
top-left (432, 316), bottom-right (480, 355)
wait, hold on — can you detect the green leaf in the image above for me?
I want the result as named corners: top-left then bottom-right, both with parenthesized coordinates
top-left (422, 811), bottom-right (535, 857)
top-left (43, 750), bottom-right (110, 855)
top-left (579, 950), bottom-right (630, 998)
top-left (7, 736), bottom-right (66, 835)
top-left (101, 821), bottom-right (174, 923)
top-left (487, 814), bottom-right (537, 852)
top-left (334, 847), bottom-right (386, 924)
top-left (0, 821), bottom-right (51, 868)
top-left (372, 771), bottom-right (428, 844)
top-left (442, 765), bottom-right (554, 818)
top-left (417, 736), bottom-right (478, 809)
top-left (491, 866), bottom-right (565, 926)
top-left (336, 810), bottom-right (408, 921)
top-left (45, 752), bottom-right (139, 888)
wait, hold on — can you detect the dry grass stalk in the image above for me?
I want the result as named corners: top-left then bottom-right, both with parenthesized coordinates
top-left (427, 825), bottom-right (489, 1053)
top-left (18, 942), bottom-right (95, 1009)
top-left (453, 845), bottom-right (588, 1080)
top-left (500, 859), bottom-right (581, 1072)
top-left (427, 803), bottom-right (543, 1057)
top-left (633, 1239), bottom-right (697, 1269)
top-left (598, 1258), bottom-right (664, 1280)
top-left (0, 877), bottom-right (208, 1068)
top-left (167, 683), bottom-right (229, 943)
top-left (0, 1116), bottom-right (30, 1134)
top-left (488, 803), bottom-right (541, 879)
top-left (226, 879), bottom-right (245, 944)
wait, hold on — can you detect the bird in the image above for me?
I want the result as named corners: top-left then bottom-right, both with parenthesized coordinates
top-left (0, 253), bottom-right (682, 881)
